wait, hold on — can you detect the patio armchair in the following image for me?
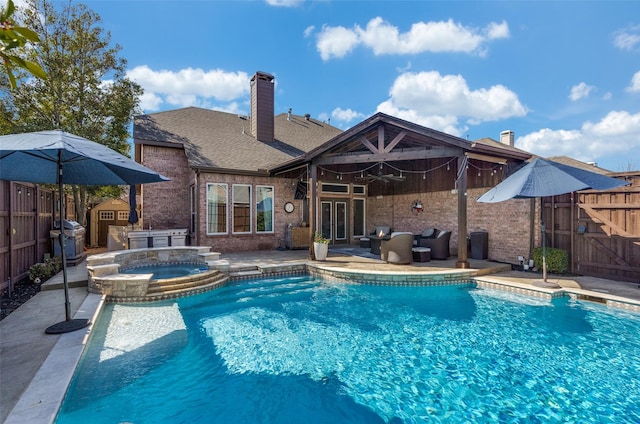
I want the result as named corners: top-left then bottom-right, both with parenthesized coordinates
top-left (416, 227), bottom-right (438, 245)
top-left (381, 232), bottom-right (414, 264)
top-left (418, 230), bottom-right (451, 259)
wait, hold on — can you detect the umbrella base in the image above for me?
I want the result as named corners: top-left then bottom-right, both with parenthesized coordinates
top-left (532, 280), bottom-right (561, 289)
top-left (45, 318), bottom-right (90, 334)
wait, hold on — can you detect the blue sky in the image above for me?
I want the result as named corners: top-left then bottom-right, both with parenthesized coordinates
top-left (58, 1), bottom-right (640, 171)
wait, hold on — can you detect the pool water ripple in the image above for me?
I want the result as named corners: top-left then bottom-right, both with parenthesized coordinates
top-left (56, 276), bottom-right (640, 423)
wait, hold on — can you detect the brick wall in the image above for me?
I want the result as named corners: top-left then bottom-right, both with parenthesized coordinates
top-left (196, 172), bottom-right (305, 252)
top-left (141, 144), bottom-right (541, 262)
top-left (141, 145), bottom-right (309, 253)
top-left (141, 145), bottom-right (192, 230)
top-left (368, 188), bottom-right (540, 264)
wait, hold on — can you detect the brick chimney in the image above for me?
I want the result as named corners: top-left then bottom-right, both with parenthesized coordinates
top-left (500, 130), bottom-right (514, 147)
top-left (250, 71), bottom-right (274, 142)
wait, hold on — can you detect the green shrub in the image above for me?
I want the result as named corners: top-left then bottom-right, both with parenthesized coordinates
top-left (532, 247), bottom-right (568, 274)
top-left (28, 256), bottom-right (62, 283)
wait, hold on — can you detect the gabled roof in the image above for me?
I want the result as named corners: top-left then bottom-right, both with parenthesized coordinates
top-left (271, 112), bottom-right (531, 172)
top-left (134, 107), bottom-right (341, 174)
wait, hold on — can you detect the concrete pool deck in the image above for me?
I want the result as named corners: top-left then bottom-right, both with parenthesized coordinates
top-left (2, 248), bottom-right (639, 423)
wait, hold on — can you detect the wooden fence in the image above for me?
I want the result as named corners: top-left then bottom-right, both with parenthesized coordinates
top-left (543, 171), bottom-right (640, 283)
top-left (0, 181), bottom-right (74, 293)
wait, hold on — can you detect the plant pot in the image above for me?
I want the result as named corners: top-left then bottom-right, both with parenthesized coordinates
top-left (314, 242), bottom-right (328, 261)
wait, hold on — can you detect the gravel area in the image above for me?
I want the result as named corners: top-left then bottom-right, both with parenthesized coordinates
top-left (0, 281), bottom-right (41, 321)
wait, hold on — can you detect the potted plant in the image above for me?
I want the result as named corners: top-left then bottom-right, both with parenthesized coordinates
top-left (313, 232), bottom-right (330, 261)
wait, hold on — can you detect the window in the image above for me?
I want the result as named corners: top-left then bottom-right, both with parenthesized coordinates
top-left (256, 185), bottom-right (274, 233)
top-left (232, 184), bottom-right (252, 234)
top-left (206, 183), bottom-right (228, 234)
top-left (190, 185), bottom-right (196, 233)
top-left (117, 211), bottom-right (129, 221)
top-left (321, 183), bottom-right (349, 194)
top-left (353, 198), bottom-right (366, 237)
top-left (353, 185), bottom-right (366, 195)
top-left (99, 211), bottom-right (114, 220)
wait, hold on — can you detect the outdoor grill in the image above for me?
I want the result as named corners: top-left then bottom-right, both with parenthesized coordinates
top-left (51, 220), bottom-right (86, 265)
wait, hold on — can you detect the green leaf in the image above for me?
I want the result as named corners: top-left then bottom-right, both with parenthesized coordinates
top-left (12, 26), bottom-right (41, 43)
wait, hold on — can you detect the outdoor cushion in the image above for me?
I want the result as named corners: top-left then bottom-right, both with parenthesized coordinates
top-left (391, 231), bottom-right (413, 238)
top-left (421, 228), bottom-right (437, 238)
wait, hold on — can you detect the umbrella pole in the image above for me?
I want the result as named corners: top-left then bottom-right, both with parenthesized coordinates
top-left (59, 175), bottom-right (71, 321)
top-left (45, 154), bottom-right (90, 334)
top-left (541, 219), bottom-right (547, 282)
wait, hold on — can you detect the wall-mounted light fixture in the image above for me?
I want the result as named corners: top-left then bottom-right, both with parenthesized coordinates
top-left (411, 199), bottom-right (423, 214)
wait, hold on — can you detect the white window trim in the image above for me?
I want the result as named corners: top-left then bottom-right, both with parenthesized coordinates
top-left (321, 182), bottom-right (350, 194)
top-left (232, 184), bottom-right (252, 235)
top-left (206, 183), bottom-right (229, 235)
top-left (99, 211), bottom-right (114, 220)
top-left (256, 185), bottom-right (275, 234)
top-left (353, 184), bottom-right (366, 196)
top-left (353, 198), bottom-right (366, 237)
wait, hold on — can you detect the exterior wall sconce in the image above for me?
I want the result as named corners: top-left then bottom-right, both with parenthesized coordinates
top-left (411, 199), bottom-right (423, 214)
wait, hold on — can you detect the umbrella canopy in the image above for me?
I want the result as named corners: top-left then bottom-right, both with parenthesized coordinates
top-left (0, 130), bottom-right (169, 333)
top-left (0, 130), bottom-right (169, 185)
top-left (477, 157), bottom-right (628, 285)
top-left (477, 158), bottom-right (628, 203)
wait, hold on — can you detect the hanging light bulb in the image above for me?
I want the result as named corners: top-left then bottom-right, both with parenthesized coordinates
top-left (423, 172), bottom-right (426, 180)
top-left (447, 162), bottom-right (450, 171)
top-left (478, 170), bottom-right (481, 177)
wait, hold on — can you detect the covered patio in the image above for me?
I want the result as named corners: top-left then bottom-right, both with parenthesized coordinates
top-left (272, 113), bottom-right (532, 267)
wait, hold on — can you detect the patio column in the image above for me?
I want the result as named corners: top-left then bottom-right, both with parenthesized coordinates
top-left (308, 163), bottom-right (318, 260)
top-left (456, 154), bottom-right (470, 268)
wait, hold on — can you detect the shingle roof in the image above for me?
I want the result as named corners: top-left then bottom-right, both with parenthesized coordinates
top-left (134, 107), bottom-right (342, 173)
top-left (546, 156), bottom-right (611, 174)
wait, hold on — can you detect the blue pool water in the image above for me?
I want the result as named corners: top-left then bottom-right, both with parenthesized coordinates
top-left (56, 276), bottom-right (640, 423)
top-left (121, 262), bottom-right (208, 280)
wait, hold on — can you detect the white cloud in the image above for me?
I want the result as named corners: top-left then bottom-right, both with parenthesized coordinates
top-left (315, 17), bottom-right (509, 61)
top-left (303, 25), bottom-right (315, 38)
top-left (331, 107), bottom-right (365, 123)
top-left (316, 25), bottom-right (361, 61)
top-left (126, 66), bottom-right (250, 112)
top-left (626, 71), bottom-right (640, 92)
top-left (613, 25), bottom-right (640, 51)
top-left (375, 71), bottom-right (526, 136)
top-left (518, 110), bottom-right (640, 166)
top-left (569, 82), bottom-right (595, 101)
top-left (265, 0), bottom-right (303, 7)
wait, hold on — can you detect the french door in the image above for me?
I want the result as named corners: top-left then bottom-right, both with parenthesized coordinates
top-left (320, 199), bottom-right (348, 244)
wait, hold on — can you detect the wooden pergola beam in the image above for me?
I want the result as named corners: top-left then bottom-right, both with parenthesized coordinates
top-left (314, 147), bottom-right (460, 166)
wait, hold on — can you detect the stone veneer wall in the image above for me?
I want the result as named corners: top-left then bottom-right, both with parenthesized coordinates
top-left (367, 188), bottom-right (540, 265)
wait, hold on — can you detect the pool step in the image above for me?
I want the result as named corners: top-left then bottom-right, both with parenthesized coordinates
top-left (228, 264), bottom-right (261, 278)
top-left (145, 270), bottom-right (227, 299)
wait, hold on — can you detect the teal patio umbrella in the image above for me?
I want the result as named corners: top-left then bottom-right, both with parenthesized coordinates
top-left (478, 158), bottom-right (628, 285)
top-left (0, 130), bottom-right (169, 333)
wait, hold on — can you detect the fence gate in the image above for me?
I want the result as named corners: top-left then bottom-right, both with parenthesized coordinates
top-left (543, 172), bottom-right (640, 283)
top-left (0, 182), bottom-right (56, 292)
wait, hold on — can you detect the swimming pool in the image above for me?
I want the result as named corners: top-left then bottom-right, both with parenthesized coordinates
top-left (56, 275), bottom-right (640, 423)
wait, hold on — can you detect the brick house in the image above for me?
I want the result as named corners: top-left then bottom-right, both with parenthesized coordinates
top-left (134, 71), bottom-right (538, 265)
